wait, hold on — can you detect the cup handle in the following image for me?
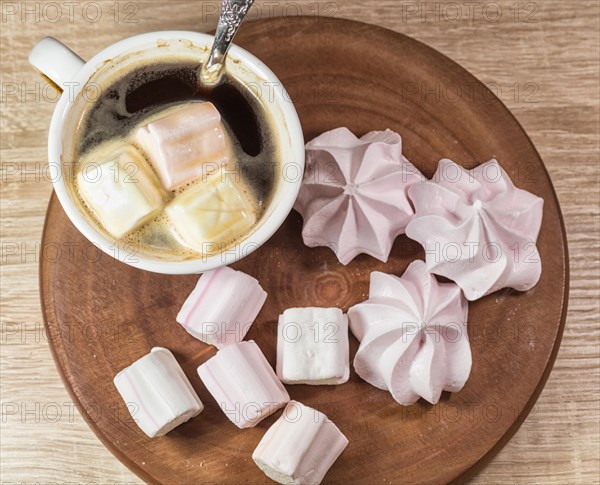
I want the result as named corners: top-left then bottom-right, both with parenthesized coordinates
top-left (29, 37), bottom-right (86, 92)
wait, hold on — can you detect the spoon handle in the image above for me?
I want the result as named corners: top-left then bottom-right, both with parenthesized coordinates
top-left (201, 0), bottom-right (255, 84)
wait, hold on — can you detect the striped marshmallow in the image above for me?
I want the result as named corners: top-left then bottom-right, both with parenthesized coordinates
top-left (176, 266), bottom-right (267, 348)
top-left (253, 401), bottom-right (348, 485)
top-left (113, 347), bottom-right (203, 438)
top-left (198, 341), bottom-right (289, 428)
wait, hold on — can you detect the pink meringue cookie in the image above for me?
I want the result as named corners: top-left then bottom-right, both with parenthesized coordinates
top-left (405, 158), bottom-right (544, 300)
top-left (294, 127), bottom-right (423, 265)
top-left (348, 260), bottom-right (471, 405)
top-left (176, 266), bottom-right (267, 348)
top-left (197, 341), bottom-right (289, 428)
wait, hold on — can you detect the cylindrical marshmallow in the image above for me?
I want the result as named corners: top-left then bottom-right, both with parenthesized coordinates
top-left (177, 266), bottom-right (267, 348)
top-left (197, 340), bottom-right (289, 428)
top-left (277, 307), bottom-right (349, 385)
top-left (252, 401), bottom-right (349, 485)
top-left (113, 347), bottom-right (203, 438)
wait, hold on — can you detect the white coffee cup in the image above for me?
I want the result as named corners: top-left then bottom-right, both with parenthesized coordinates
top-left (29, 32), bottom-right (305, 274)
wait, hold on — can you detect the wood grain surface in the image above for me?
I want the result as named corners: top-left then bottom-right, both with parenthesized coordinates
top-left (1, 1), bottom-right (598, 484)
top-left (38, 15), bottom-right (569, 484)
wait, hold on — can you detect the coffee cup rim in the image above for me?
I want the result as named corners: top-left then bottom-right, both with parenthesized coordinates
top-left (44, 31), bottom-right (305, 274)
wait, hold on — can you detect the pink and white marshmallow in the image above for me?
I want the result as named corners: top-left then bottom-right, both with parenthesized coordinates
top-left (135, 101), bottom-right (231, 190)
top-left (113, 347), bottom-right (203, 438)
top-left (197, 341), bottom-right (289, 428)
top-left (77, 144), bottom-right (166, 239)
top-left (177, 266), bottom-right (267, 348)
top-left (252, 401), bottom-right (349, 485)
top-left (277, 307), bottom-right (349, 385)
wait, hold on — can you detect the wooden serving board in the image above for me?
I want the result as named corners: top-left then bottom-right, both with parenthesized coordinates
top-left (40, 17), bottom-right (568, 485)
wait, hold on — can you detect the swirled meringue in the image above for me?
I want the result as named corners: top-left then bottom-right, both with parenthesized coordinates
top-left (405, 159), bottom-right (544, 301)
top-left (348, 260), bottom-right (471, 405)
top-left (294, 127), bottom-right (423, 265)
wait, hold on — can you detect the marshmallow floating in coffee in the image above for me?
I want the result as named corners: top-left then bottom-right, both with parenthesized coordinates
top-left (277, 307), bottom-right (349, 385)
top-left (177, 266), bottom-right (267, 348)
top-left (77, 145), bottom-right (166, 239)
top-left (197, 340), bottom-right (289, 428)
top-left (165, 170), bottom-right (257, 252)
top-left (135, 101), bottom-right (232, 191)
top-left (113, 347), bottom-right (203, 438)
top-left (252, 401), bottom-right (349, 485)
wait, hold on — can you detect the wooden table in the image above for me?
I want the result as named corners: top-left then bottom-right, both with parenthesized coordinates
top-left (1, 1), bottom-right (598, 483)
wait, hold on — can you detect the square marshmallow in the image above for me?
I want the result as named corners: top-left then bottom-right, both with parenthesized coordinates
top-left (253, 401), bottom-right (349, 485)
top-left (113, 347), bottom-right (203, 438)
top-left (135, 101), bottom-right (231, 190)
top-left (277, 307), bottom-right (349, 385)
top-left (77, 145), bottom-right (165, 238)
top-left (198, 341), bottom-right (289, 428)
top-left (165, 170), bottom-right (256, 252)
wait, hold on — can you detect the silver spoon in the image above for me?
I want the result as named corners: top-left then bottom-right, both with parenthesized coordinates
top-left (200, 0), bottom-right (255, 85)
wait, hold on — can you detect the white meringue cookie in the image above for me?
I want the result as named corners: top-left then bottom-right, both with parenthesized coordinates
top-left (405, 158), bottom-right (544, 300)
top-left (348, 260), bottom-right (471, 405)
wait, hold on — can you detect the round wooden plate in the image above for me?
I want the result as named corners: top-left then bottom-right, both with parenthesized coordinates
top-left (40, 17), bottom-right (568, 485)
